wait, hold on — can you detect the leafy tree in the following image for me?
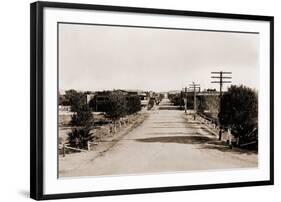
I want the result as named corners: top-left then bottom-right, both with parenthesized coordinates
top-left (126, 95), bottom-right (141, 114)
top-left (89, 91), bottom-right (141, 114)
top-left (105, 91), bottom-right (127, 121)
top-left (68, 104), bottom-right (94, 149)
top-left (64, 89), bottom-right (86, 112)
top-left (70, 104), bottom-right (94, 126)
top-left (67, 96), bottom-right (94, 149)
top-left (197, 96), bottom-right (206, 113)
top-left (198, 95), bottom-right (220, 119)
top-left (147, 98), bottom-right (155, 110)
top-left (168, 93), bottom-right (185, 107)
top-left (219, 85), bottom-right (258, 144)
top-left (58, 92), bottom-right (70, 106)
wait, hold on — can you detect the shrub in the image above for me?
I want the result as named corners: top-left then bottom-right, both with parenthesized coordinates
top-left (126, 95), bottom-right (141, 114)
top-left (198, 95), bottom-right (220, 118)
top-left (64, 89), bottom-right (87, 112)
top-left (67, 127), bottom-right (94, 149)
top-left (219, 85), bottom-right (258, 145)
top-left (147, 98), bottom-right (155, 110)
top-left (168, 93), bottom-right (183, 106)
top-left (70, 104), bottom-right (93, 126)
top-left (105, 91), bottom-right (127, 121)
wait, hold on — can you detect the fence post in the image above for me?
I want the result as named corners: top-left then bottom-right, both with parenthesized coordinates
top-left (228, 128), bottom-right (232, 148)
top-left (107, 125), bottom-right (111, 135)
top-left (62, 144), bottom-right (65, 157)
top-left (87, 141), bottom-right (90, 151)
top-left (237, 136), bottom-right (240, 146)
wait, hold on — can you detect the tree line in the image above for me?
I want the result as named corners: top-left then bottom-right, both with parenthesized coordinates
top-left (60, 90), bottom-right (142, 149)
top-left (169, 85), bottom-right (258, 149)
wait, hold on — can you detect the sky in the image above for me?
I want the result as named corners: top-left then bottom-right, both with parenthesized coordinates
top-left (59, 23), bottom-right (259, 93)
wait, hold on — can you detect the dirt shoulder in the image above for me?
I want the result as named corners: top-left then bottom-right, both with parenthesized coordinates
top-left (59, 111), bottom-right (150, 177)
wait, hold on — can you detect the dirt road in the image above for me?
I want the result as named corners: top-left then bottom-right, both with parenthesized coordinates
top-left (60, 98), bottom-right (257, 177)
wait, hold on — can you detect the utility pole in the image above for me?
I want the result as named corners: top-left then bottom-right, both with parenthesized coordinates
top-left (189, 82), bottom-right (200, 119)
top-left (211, 71), bottom-right (232, 140)
top-left (184, 87), bottom-right (187, 114)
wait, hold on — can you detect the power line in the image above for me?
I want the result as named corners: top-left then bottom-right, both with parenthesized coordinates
top-left (184, 87), bottom-right (187, 114)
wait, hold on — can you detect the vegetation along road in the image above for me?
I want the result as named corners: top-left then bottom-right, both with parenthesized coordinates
top-left (60, 98), bottom-right (257, 177)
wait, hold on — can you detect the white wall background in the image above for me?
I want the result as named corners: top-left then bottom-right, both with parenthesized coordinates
top-left (0, 0), bottom-right (279, 201)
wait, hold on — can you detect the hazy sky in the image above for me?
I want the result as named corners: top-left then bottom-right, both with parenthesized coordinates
top-left (59, 23), bottom-right (259, 92)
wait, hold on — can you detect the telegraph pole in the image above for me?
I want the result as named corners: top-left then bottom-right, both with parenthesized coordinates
top-left (184, 87), bottom-right (187, 114)
top-left (189, 82), bottom-right (200, 119)
top-left (211, 71), bottom-right (232, 140)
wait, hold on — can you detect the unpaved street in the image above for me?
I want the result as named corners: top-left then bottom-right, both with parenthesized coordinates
top-left (60, 98), bottom-right (257, 177)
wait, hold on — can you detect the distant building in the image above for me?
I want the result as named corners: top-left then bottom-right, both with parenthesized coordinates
top-left (89, 90), bottom-right (142, 112)
top-left (86, 93), bottom-right (95, 104)
top-left (139, 93), bottom-right (148, 107)
top-left (59, 105), bottom-right (71, 112)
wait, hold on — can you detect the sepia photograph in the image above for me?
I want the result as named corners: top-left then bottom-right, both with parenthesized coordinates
top-left (58, 22), bottom-right (259, 178)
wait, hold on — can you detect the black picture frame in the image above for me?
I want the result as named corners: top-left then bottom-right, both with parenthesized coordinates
top-left (30, 1), bottom-right (274, 200)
